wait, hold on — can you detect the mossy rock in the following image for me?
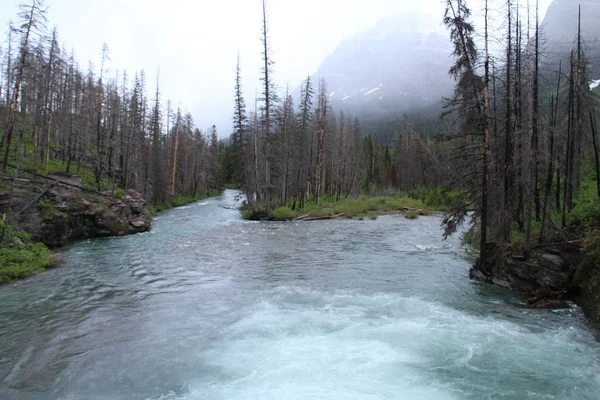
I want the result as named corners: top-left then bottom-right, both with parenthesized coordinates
top-left (38, 200), bottom-right (68, 220)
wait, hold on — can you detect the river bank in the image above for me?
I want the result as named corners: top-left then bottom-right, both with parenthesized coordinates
top-left (471, 242), bottom-right (600, 333)
top-left (0, 169), bottom-right (222, 284)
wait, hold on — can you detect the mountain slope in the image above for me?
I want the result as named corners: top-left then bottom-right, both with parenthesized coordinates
top-left (541, 0), bottom-right (600, 79)
top-left (301, 12), bottom-right (454, 126)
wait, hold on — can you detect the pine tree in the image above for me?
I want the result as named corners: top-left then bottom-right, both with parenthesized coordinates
top-left (441, 0), bottom-right (488, 256)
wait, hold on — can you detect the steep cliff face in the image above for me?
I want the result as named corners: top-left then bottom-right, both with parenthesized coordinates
top-left (542, 0), bottom-right (600, 79)
top-left (3, 173), bottom-right (151, 248)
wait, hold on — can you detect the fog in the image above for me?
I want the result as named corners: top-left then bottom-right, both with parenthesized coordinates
top-left (0, 0), bottom-right (552, 136)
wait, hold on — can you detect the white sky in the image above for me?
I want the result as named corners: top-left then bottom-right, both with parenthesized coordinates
top-left (0, 0), bottom-right (553, 135)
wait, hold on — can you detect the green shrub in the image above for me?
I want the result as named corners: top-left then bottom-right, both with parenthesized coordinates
top-left (240, 194), bottom-right (430, 221)
top-left (0, 221), bottom-right (54, 284)
top-left (568, 178), bottom-right (600, 231)
top-left (583, 229), bottom-right (600, 264)
top-left (408, 186), bottom-right (463, 210)
top-left (272, 206), bottom-right (296, 221)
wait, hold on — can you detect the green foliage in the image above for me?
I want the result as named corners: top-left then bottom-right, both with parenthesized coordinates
top-left (7, 136), bottom-right (112, 192)
top-left (113, 189), bottom-right (125, 199)
top-left (0, 221), bottom-right (53, 284)
top-left (37, 199), bottom-right (67, 220)
top-left (272, 206), bottom-right (296, 221)
top-left (408, 186), bottom-right (464, 210)
top-left (508, 221), bottom-right (542, 244)
top-left (583, 229), bottom-right (600, 265)
top-left (243, 195), bottom-right (430, 221)
top-left (567, 178), bottom-right (600, 231)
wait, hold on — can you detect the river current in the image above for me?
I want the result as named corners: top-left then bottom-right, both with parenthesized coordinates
top-left (1, 189), bottom-right (599, 399)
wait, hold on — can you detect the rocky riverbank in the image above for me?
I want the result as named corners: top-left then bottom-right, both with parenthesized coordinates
top-left (2, 172), bottom-right (152, 248)
top-left (471, 242), bottom-right (600, 330)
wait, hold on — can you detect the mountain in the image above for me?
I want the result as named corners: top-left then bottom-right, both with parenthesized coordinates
top-left (300, 12), bottom-right (454, 129)
top-left (541, 0), bottom-right (600, 79)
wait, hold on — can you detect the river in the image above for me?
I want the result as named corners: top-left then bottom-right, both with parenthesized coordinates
top-left (0, 189), bottom-right (599, 399)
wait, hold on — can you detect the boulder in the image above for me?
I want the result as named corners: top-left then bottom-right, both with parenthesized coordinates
top-left (470, 242), bottom-right (600, 329)
top-left (9, 176), bottom-right (152, 247)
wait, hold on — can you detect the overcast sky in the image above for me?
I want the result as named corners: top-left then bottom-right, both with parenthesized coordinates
top-left (0, 0), bottom-right (553, 136)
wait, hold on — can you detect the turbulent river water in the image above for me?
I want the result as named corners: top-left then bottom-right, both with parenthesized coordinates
top-left (1, 189), bottom-right (600, 400)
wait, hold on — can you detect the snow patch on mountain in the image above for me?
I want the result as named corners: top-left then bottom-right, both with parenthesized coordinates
top-left (364, 87), bottom-right (380, 96)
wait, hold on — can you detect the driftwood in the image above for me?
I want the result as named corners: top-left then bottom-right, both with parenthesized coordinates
top-left (399, 207), bottom-right (425, 215)
top-left (219, 204), bottom-right (238, 210)
top-left (293, 213), bottom-right (344, 221)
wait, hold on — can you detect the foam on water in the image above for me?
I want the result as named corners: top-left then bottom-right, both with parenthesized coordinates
top-left (142, 287), bottom-right (600, 400)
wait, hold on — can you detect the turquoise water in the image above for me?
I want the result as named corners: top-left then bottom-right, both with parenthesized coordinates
top-left (1, 190), bottom-right (599, 399)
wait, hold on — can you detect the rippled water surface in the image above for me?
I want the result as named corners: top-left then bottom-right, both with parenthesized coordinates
top-left (1, 190), bottom-right (599, 399)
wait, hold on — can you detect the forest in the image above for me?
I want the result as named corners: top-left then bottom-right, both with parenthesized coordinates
top-left (0, 0), bottom-right (222, 209)
top-left (1, 0), bottom-right (600, 261)
top-left (226, 0), bottom-right (600, 264)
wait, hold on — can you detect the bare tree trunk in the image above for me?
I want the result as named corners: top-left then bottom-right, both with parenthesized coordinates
top-left (532, 0), bottom-right (540, 222)
top-left (253, 111), bottom-right (261, 202)
top-left (170, 113), bottom-right (180, 196)
top-left (261, 0), bottom-right (273, 209)
top-left (480, 0), bottom-right (491, 260)
top-left (2, 4), bottom-right (38, 171)
top-left (502, 0), bottom-right (513, 239)
top-left (314, 80), bottom-right (327, 203)
top-left (563, 52), bottom-right (575, 226)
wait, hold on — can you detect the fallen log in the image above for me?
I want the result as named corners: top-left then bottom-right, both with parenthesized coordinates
top-left (292, 213), bottom-right (311, 221)
top-left (13, 184), bottom-right (56, 217)
top-left (295, 213), bottom-right (344, 221)
top-left (6, 163), bottom-right (108, 196)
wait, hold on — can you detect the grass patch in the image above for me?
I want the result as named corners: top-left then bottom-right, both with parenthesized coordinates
top-left (245, 195), bottom-right (430, 221)
top-left (272, 206), bottom-right (296, 221)
top-left (0, 221), bottom-right (54, 284)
